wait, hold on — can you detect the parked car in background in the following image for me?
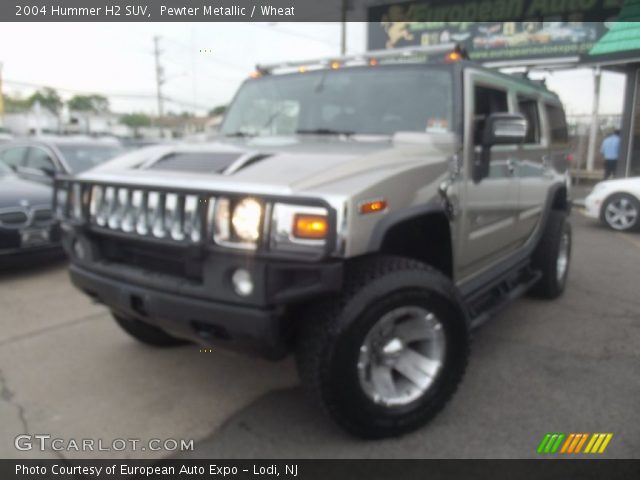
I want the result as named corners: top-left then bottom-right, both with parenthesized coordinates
top-left (0, 162), bottom-right (61, 265)
top-left (0, 127), bottom-right (13, 143)
top-left (0, 136), bottom-right (124, 185)
top-left (585, 177), bottom-right (640, 232)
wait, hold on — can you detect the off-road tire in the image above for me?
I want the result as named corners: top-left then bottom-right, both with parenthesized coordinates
top-left (295, 256), bottom-right (470, 439)
top-left (529, 211), bottom-right (571, 299)
top-left (112, 313), bottom-right (188, 347)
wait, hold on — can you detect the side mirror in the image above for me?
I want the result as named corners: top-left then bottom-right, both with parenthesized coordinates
top-left (474, 113), bottom-right (527, 183)
top-left (482, 113), bottom-right (527, 147)
top-left (40, 166), bottom-right (56, 177)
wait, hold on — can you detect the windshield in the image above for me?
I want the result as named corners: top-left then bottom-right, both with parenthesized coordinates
top-left (56, 144), bottom-right (124, 173)
top-left (221, 67), bottom-right (453, 137)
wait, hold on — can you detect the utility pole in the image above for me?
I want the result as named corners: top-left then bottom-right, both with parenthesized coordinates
top-left (586, 67), bottom-right (602, 172)
top-left (153, 36), bottom-right (165, 119)
top-left (340, 0), bottom-right (347, 55)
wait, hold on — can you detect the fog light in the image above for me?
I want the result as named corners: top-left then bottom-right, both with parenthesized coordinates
top-left (72, 239), bottom-right (86, 260)
top-left (231, 269), bottom-right (254, 296)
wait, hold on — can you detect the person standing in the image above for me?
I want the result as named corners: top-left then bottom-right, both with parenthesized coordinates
top-left (600, 129), bottom-right (621, 180)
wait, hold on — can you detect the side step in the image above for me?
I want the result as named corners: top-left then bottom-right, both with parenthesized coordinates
top-left (466, 266), bottom-right (542, 330)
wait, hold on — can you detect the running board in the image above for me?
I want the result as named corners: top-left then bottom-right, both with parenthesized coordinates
top-left (466, 266), bottom-right (542, 330)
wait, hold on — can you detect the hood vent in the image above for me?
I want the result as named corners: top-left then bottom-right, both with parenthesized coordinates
top-left (222, 153), bottom-right (273, 175)
top-left (147, 152), bottom-right (244, 174)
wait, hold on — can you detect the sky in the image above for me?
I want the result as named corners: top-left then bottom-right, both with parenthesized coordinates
top-left (0, 22), bottom-right (627, 117)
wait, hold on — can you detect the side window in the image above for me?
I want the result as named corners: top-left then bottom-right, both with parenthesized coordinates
top-left (473, 85), bottom-right (508, 144)
top-left (0, 146), bottom-right (28, 168)
top-left (517, 96), bottom-right (541, 144)
top-left (25, 147), bottom-right (56, 172)
top-left (545, 103), bottom-right (568, 144)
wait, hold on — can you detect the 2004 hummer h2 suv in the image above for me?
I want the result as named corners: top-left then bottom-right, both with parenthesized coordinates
top-left (58, 45), bottom-right (572, 438)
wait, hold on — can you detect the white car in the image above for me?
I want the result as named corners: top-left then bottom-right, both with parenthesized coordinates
top-left (584, 177), bottom-right (640, 231)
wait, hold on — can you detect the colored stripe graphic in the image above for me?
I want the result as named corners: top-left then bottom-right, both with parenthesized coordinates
top-left (540, 433), bottom-right (613, 454)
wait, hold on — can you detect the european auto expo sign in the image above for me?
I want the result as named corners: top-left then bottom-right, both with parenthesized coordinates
top-left (366, 0), bottom-right (638, 63)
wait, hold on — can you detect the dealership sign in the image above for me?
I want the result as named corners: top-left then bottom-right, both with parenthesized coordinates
top-left (366, 0), bottom-right (638, 63)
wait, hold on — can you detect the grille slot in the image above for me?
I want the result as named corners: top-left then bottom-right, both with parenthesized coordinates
top-left (85, 184), bottom-right (209, 245)
top-left (32, 208), bottom-right (55, 226)
top-left (0, 210), bottom-right (28, 227)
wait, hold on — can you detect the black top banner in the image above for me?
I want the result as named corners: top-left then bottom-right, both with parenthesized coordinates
top-left (0, 0), bottom-right (632, 22)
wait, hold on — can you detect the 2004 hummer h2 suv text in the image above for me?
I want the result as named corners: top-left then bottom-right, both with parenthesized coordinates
top-left (58, 45), bottom-right (572, 438)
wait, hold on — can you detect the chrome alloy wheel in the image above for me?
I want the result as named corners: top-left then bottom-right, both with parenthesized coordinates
top-left (357, 306), bottom-right (446, 407)
top-left (556, 230), bottom-right (570, 283)
top-left (604, 197), bottom-right (638, 231)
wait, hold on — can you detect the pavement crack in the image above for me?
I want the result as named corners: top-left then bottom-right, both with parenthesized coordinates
top-left (0, 368), bottom-right (29, 434)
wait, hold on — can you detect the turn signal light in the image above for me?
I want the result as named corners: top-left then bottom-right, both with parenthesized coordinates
top-left (293, 214), bottom-right (328, 239)
top-left (330, 61), bottom-right (341, 70)
top-left (359, 199), bottom-right (388, 215)
top-left (445, 51), bottom-right (462, 63)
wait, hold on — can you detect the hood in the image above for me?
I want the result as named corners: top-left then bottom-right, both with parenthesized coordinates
top-left (597, 176), bottom-right (640, 190)
top-left (0, 175), bottom-right (53, 209)
top-left (86, 134), bottom-right (458, 194)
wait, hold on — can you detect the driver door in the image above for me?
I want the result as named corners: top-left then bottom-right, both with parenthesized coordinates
top-left (456, 73), bottom-right (520, 280)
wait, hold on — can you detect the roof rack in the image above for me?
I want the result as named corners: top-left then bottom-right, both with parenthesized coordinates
top-left (255, 43), bottom-right (459, 75)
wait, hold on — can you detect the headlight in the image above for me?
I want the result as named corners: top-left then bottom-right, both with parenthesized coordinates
top-left (214, 197), bottom-right (263, 249)
top-left (232, 198), bottom-right (263, 242)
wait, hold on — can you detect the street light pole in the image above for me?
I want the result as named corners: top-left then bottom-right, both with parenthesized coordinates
top-left (586, 67), bottom-right (601, 172)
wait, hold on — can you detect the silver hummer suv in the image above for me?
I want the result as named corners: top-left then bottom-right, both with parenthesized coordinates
top-left (58, 45), bottom-right (572, 438)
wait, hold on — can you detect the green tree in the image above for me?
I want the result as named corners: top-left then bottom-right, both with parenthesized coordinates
top-left (120, 113), bottom-right (152, 137)
top-left (208, 105), bottom-right (226, 116)
top-left (2, 94), bottom-right (30, 113)
top-left (28, 87), bottom-right (63, 114)
top-left (68, 94), bottom-right (110, 113)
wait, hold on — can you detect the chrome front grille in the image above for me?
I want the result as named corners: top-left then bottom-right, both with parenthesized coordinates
top-left (81, 184), bottom-right (207, 243)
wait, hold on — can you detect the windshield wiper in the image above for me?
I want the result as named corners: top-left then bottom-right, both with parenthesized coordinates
top-left (295, 128), bottom-right (354, 136)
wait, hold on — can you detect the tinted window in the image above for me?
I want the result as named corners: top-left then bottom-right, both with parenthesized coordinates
top-left (473, 85), bottom-right (508, 144)
top-left (26, 147), bottom-right (56, 171)
top-left (517, 96), bottom-right (541, 144)
top-left (0, 146), bottom-right (28, 168)
top-left (222, 67), bottom-right (454, 136)
top-left (545, 103), bottom-right (568, 144)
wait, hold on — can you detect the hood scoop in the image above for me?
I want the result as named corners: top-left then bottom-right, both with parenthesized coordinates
top-left (145, 151), bottom-right (272, 175)
top-left (146, 151), bottom-right (244, 174)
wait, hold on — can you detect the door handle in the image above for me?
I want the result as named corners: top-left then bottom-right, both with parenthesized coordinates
top-left (506, 159), bottom-right (517, 175)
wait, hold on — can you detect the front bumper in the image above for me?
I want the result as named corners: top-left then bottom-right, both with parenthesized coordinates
top-left (584, 193), bottom-right (601, 219)
top-left (0, 224), bottom-right (63, 266)
top-left (65, 227), bottom-right (343, 358)
top-left (70, 264), bottom-right (297, 359)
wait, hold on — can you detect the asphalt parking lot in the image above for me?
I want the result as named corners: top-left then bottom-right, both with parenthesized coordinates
top-left (1, 211), bottom-right (638, 460)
